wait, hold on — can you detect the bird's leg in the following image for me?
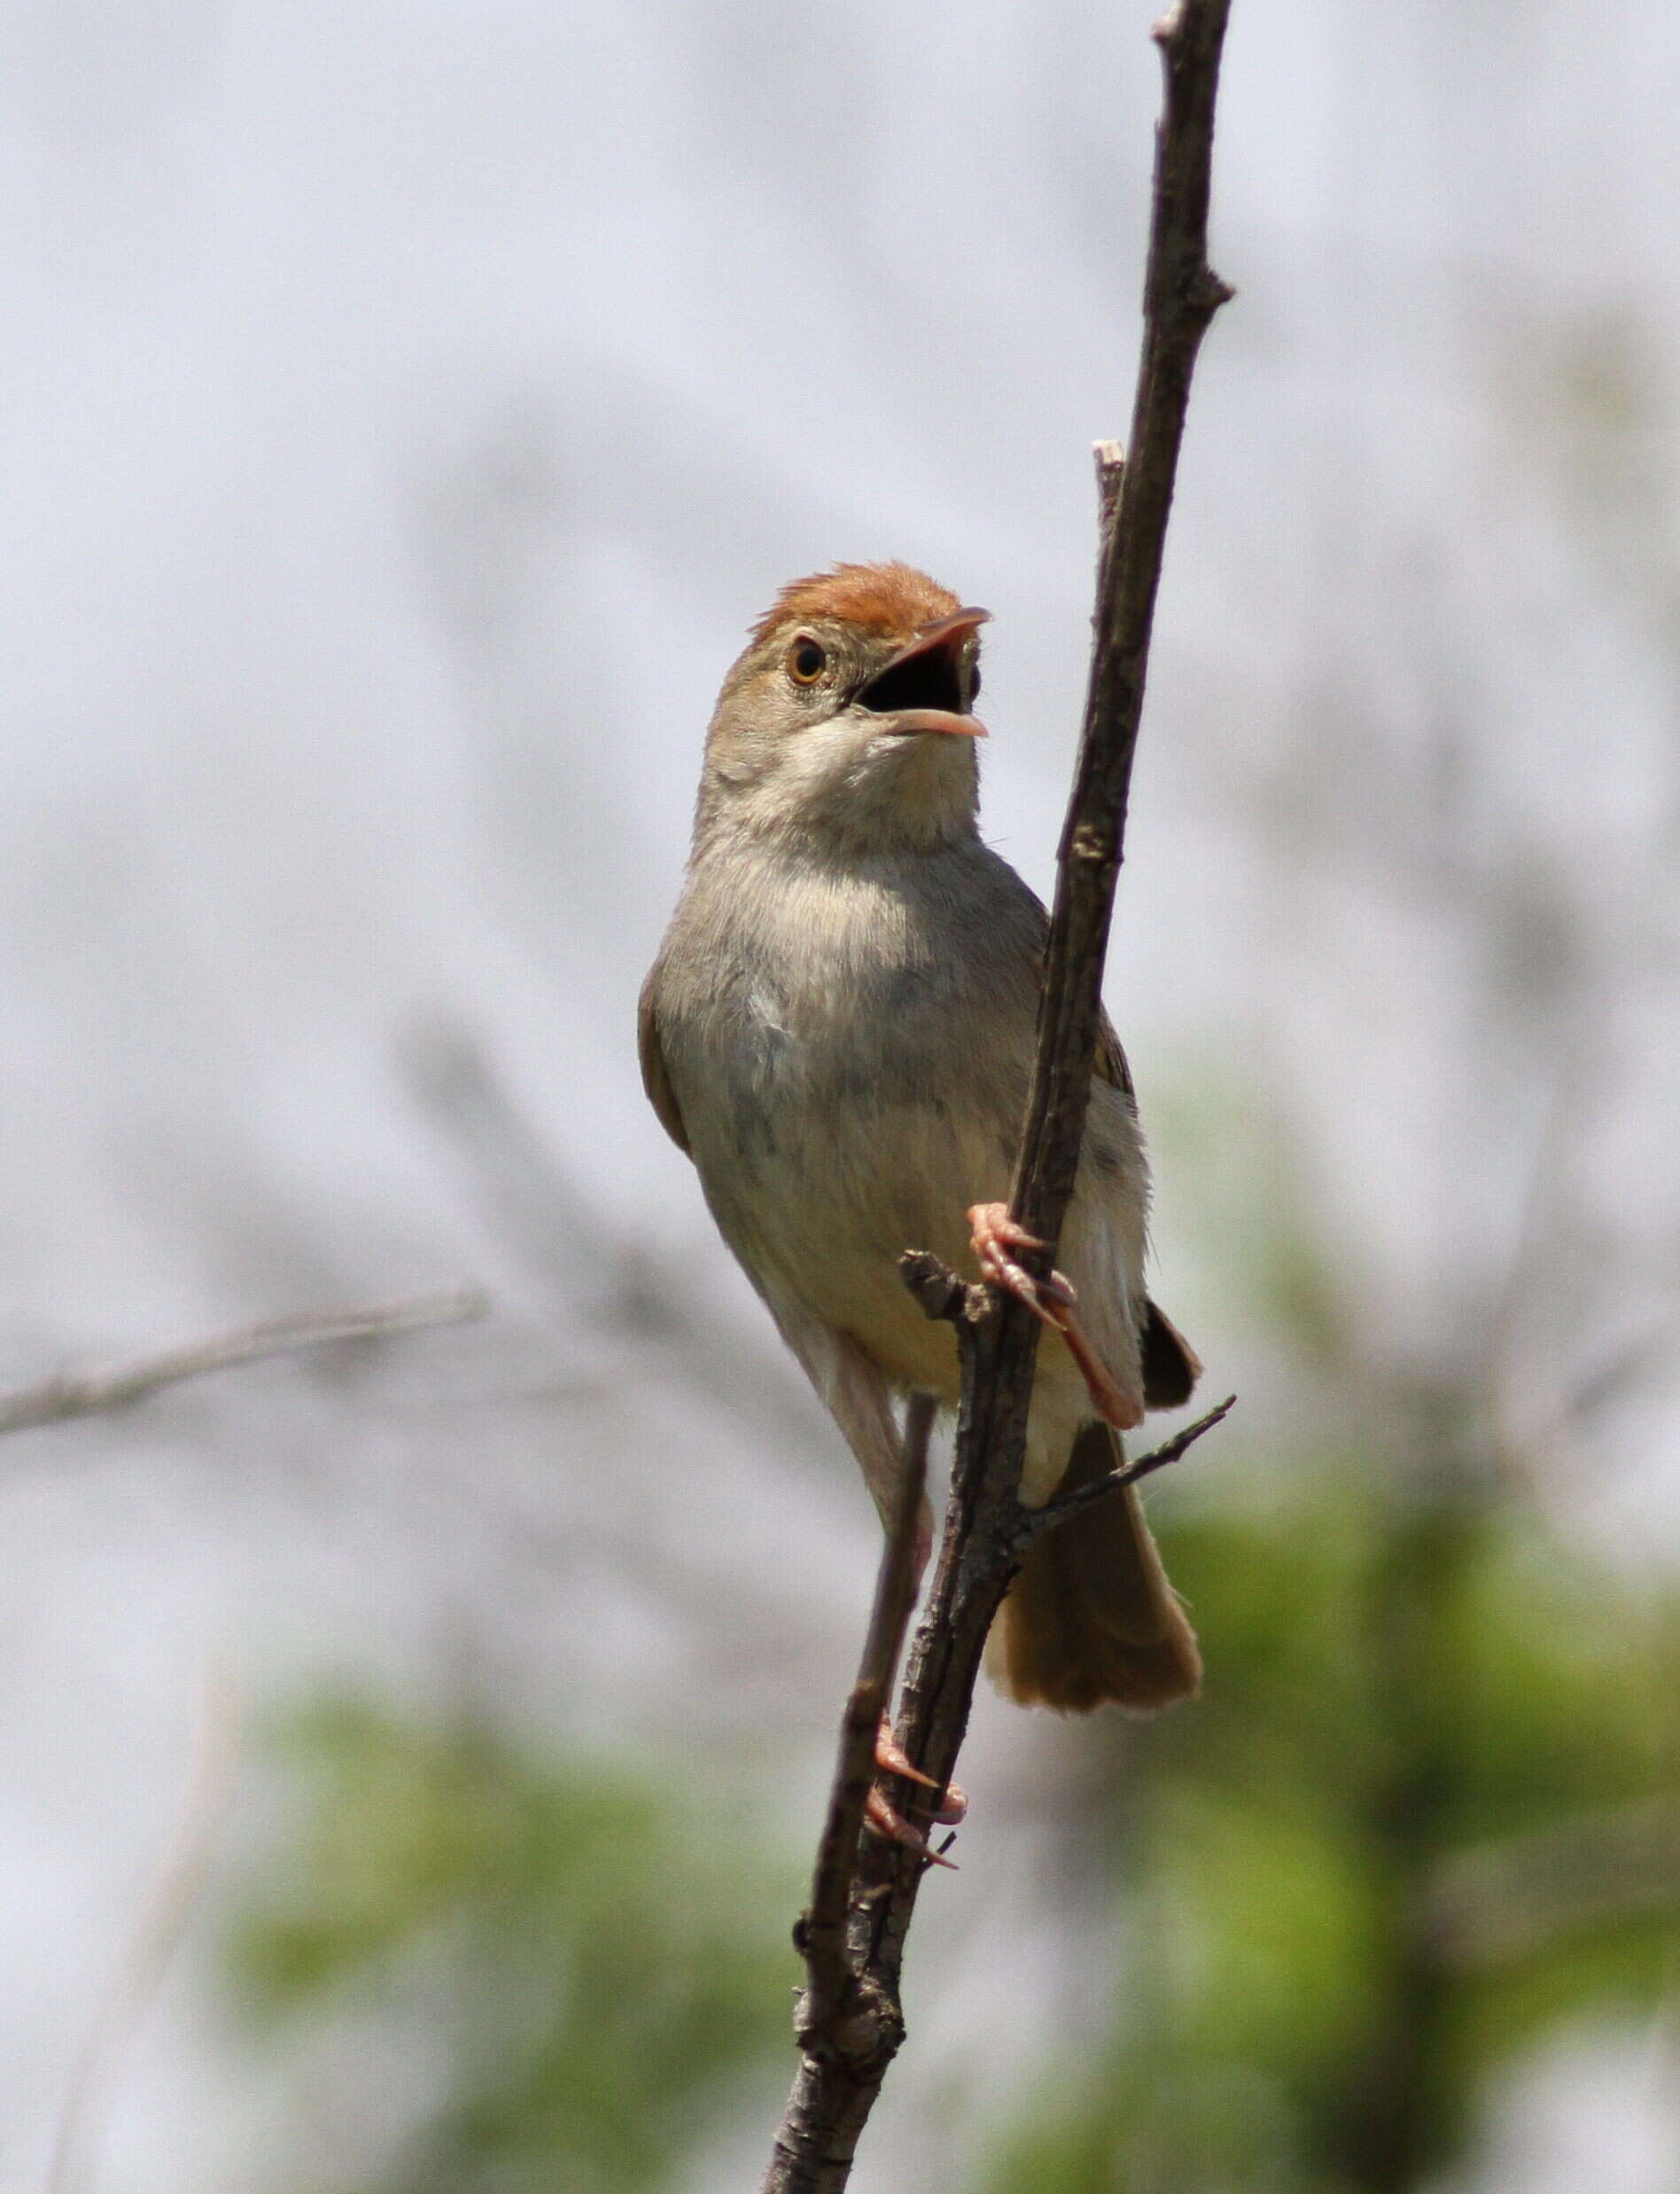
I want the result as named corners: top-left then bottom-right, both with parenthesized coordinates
top-left (867, 1716), bottom-right (967, 1865)
top-left (968, 1202), bottom-right (1143, 1432)
top-left (862, 1409), bottom-right (967, 1862)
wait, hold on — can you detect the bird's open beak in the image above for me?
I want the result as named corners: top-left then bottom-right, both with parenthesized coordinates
top-left (857, 607), bottom-right (991, 737)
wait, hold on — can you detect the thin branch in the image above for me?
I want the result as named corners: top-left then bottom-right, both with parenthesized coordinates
top-left (799, 1394), bottom-right (936, 2042)
top-left (0, 1289), bottom-right (490, 1437)
top-left (1020, 1392), bottom-right (1237, 1544)
top-left (1010, 1), bottom-right (1234, 1266)
top-left (759, 6), bottom-right (1234, 2187)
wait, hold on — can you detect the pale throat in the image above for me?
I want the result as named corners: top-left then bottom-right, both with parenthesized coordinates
top-left (725, 735), bottom-right (980, 858)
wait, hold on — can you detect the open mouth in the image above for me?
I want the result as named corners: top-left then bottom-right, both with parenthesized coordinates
top-left (855, 606), bottom-right (990, 736)
top-left (858, 648), bottom-right (967, 719)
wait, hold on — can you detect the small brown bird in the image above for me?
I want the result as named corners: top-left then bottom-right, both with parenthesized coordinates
top-left (640, 564), bottom-right (1202, 1809)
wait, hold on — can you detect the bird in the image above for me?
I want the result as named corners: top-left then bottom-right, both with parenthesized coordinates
top-left (639, 562), bottom-right (1202, 1837)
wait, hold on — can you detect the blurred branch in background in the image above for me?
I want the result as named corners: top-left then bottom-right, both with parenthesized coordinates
top-left (52, 1668), bottom-right (244, 2194)
top-left (401, 1022), bottom-right (826, 1453)
top-left (1425, 1796), bottom-right (1680, 1972)
top-left (0, 1290), bottom-right (488, 1438)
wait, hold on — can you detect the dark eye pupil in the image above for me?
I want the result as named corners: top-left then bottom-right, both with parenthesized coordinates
top-left (793, 640), bottom-right (825, 681)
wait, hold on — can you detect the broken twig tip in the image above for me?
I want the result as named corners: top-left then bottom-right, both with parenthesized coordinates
top-left (898, 1250), bottom-right (968, 1326)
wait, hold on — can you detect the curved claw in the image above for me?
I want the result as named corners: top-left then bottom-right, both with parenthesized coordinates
top-left (876, 1717), bottom-right (968, 1824)
top-left (866, 1783), bottom-right (959, 1867)
top-left (968, 1205), bottom-right (1078, 1319)
top-left (967, 1202), bottom-right (1143, 1432)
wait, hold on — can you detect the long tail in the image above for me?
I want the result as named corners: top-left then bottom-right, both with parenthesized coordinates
top-left (988, 1421), bottom-right (1201, 1713)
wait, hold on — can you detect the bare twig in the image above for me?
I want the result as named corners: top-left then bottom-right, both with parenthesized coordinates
top-left (1009, 5), bottom-right (1234, 1267)
top-left (50, 1665), bottom-right (244, 2194)
top-left (799, 1394), bottom-right (936, 2041)
top-left (760, 6), bottom-right (1234, 2187)
top-left (0, 1289), bottom-right (489, 1438)
top-left (1021, 1392), bottom-right (1237, 1544)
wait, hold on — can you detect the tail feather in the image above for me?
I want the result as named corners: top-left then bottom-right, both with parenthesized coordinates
top-left (989, 1421), bottom-right (1201, 1713)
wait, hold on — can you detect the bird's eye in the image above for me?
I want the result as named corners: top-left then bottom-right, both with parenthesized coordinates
top-left (787, 636), bottom-right (828, 685)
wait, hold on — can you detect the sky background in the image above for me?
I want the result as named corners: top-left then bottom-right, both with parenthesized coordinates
top-left (4, 2), bottom-right (1678, 2188)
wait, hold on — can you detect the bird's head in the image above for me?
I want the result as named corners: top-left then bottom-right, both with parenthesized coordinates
top-left (697, 563), bottom-right (989, 853)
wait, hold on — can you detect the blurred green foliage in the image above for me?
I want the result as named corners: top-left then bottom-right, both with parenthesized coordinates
top-left (231, 1467), bottom-right (1679, 2194)
top-left (986, 1453), bottom-right (1680, 2194)
top-left (229, 1086), bottom-right (1679, 2193)
top-left (229, 1697), bottom-right (797, 2194)
top-left (968, 1074), bottom-right (1675, 2191)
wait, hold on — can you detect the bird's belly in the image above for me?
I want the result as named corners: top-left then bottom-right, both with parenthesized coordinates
top-left (760, 1105), bottom-right (1004, 1397)
top-left (657, 867), bottom-right (1148, 1413)
top-left (681, 1018), bottom-right (1018, 1402)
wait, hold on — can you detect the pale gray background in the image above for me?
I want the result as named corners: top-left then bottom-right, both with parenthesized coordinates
top-left (4, 1), bottom-right (1677, 2188)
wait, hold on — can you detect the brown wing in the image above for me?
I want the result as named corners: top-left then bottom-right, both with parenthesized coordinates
top-left (637, 969), bottom-right (690, 1155)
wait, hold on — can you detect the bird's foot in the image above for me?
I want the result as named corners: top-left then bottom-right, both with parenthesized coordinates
top-left (967, 1202), bottom-right (1144, 1432)
top-left (864, 1716), bottom-right (966, 1867)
